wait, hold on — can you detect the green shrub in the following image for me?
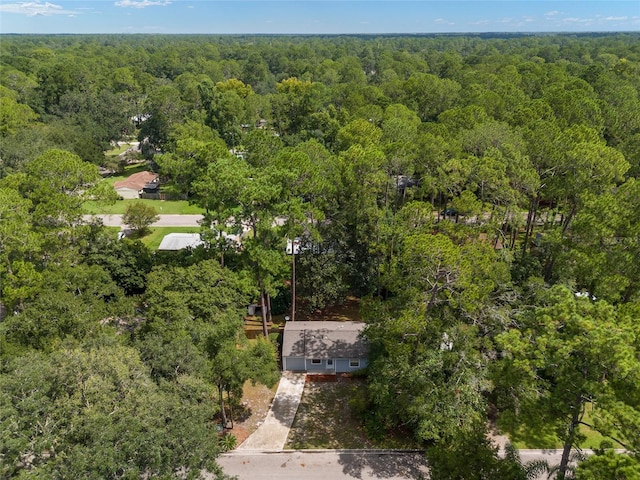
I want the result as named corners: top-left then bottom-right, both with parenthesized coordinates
top-left (219, 433), bottom-right (237, 452)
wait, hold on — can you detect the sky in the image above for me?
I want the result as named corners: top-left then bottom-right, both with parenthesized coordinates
top-left (0, 1), bottom-right (638, 35)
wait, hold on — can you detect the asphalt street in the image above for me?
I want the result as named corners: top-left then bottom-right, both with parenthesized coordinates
top-left (85, 214), bottom-right (203, 227)
top-left (218, 448), bottom-right (598, 480)
top-left (218, 450), bottom-right (430, 480)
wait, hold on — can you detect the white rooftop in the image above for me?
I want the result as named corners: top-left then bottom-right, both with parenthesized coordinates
top-left (157, 233), bottom-right (203, 251)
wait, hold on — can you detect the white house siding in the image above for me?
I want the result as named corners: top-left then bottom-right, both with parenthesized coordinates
top-left (116, 187), bottom-right (140, 199)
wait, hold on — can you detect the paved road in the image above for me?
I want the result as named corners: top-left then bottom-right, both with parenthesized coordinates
top-left (237, 373), bottom-right (306, 450)
top-left (218, 448), bottom-right (603, 480)
top-left (84, 214), bottom-right (203, 227)
top-left (218, 450), bottom-right (430, 480)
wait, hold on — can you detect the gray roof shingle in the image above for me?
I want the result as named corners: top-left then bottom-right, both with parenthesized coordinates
top-left (282, 321), bottom-right (368, 359)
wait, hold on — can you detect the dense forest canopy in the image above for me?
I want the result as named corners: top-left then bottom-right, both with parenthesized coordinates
top-left (1, 33), bottom-right (639, 479)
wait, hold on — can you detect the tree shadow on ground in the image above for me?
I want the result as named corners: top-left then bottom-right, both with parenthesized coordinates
top-left (269, 376), bottom-right (307, 427)
top-left (233, 404), bottom-right (252, 422)
top-left (337, 451), bottom-right (429, 479)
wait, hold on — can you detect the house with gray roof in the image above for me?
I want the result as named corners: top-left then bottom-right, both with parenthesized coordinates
top-left (282, 321), bottom-right (368, 373)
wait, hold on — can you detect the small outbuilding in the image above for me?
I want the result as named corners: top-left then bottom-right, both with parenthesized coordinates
top-left (282, 321), bottom-right (368, 373)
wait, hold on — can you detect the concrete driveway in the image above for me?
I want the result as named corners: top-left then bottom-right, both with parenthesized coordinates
top-left (236, 372), bottom-right (306, 450)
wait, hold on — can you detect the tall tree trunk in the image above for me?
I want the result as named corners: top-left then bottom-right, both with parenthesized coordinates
top-left (376, 215), bottom-right (382, 298)
top-left (218, 384), bottom-right (228, 428)
top-left (226, 390), bottom-right (234, 429)
top-left (544, 254), bottom-right (557, 284)
top-left (495, 208), bottom-right (509, 249)
top-left (257, 272), bottom-right (269, 337)
top-left (425, 284), bottom-right (443, 319)
top-left (291, 251), bottom-right (296, 322)
top-left (558, 397), bottom-right (583, 480)
top-left (251, 219), bottom-right (269, 337)
top-left (266, 291), bottom-right (273, 323)
top-left (561, 203), bottom-right (577, 234)
top-left (522, 196), bottom-right (538, 257)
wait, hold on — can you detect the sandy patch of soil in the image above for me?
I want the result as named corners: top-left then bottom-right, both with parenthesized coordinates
top-left (230, 381), bottom-right (278, 446)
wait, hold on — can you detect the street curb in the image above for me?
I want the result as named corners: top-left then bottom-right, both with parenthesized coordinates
top-left (222, 448), bottom-right (628, 457)
top-left (222, 449), bottom-right (427, 456)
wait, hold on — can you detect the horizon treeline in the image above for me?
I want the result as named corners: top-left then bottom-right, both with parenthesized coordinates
top-left (1, 33), bottom-right (639, 479)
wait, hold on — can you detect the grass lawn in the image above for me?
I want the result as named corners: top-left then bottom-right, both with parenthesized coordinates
top-left (285, 378), bottom-right (421, 450)
top-left (104, 143), bottom-right (133, 158)
top-left (84, 198), bottom-right (204, 215)
top-left (506, 404), bottom-right (620, 450)
top-left (298, 296), bottom-right (363, 322)
top-left (509, 426), bottom-right (608, 450)
top-left (88, 159), bottom-right (204, 215)
top-left (135, 226), bottom-right (202, 250)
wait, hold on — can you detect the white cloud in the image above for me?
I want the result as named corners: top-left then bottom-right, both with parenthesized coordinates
top-left (434, 18), bottom-right (454, 25)
top-left (563, 17), bottom-right (592, 24)
top-left (603, 16), bottom-right (628, 21)
top-left (545, 10), bottom-right (560, 17)
top-left (0, 1), bottom-right (77, 16)
top-left (115, 0), bottom-right (171, 8)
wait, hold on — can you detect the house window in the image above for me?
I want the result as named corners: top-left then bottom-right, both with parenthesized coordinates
top-left (327, 359), bottom-right (334, 366)
top-left (311, 359), bottom-right (322, 364)
top-left (349, 359), bottom-right (360, 368)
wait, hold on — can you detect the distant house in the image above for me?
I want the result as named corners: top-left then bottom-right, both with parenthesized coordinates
top-left (142, 182), bottom-right (159, 194)
top-left (157, 233), bottom-right (204, 251)
top-left (157, 231), bottom-right (242, 251)
top-left (114, 171), bottom-right (159, 199)
top-left (282, 321), bottom-right (369, 373)
top-left (98, 166), bottom-right (116, 177)
top-left (394, 175), bottom-right (420, 191)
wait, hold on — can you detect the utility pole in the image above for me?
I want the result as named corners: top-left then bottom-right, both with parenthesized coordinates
top-left (287, 238), bottom-right (298, 322)
top-left (291, 247), bottom-right (296, 322)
